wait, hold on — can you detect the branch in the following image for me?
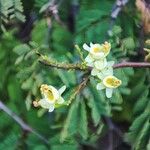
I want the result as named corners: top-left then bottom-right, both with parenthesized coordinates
top-left (102, 116), bottom-right (123, 150)
top-left (113, 62), bottom-right (150, 69)
top-left (111, 0), bottom-right (129, 19)
top-left (0, 101), bottom-right (49, 145)
top-left (67, 72), bottom-right (90, 105)
top-left (108, 0), bottom-right (129, 35)
top-left (38, 54), bottom-right (87, 71)
top-left (37, 51), bottom-right (150, 70)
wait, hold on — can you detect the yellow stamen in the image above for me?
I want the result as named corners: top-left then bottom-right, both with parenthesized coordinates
top-left (93, 47), bottom-right (101, 53)
top-left (40, 84), bottom-right (55, 101)
top-left (102, 42), bottom-right (111, 53)
top-left (47, 90), bottom-right (54, 100)
top-left (103, 76), bottom-right (121, 88)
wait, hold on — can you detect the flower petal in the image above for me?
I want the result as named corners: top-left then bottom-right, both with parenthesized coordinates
top-left (85, 54), bottom-right (94, 66)
top-left (48, 104), bottom-right (55, 112)
top-left (106, 88), bottom-right (113, 98)
top-left (38, 99), bottom-right (51, 109)
top-left (58, 85), bottom-right (66, 95)
top-left (96, 83), bottom-right (105, 90)
top-left (90, 42), bottom-right (94, 47)
top-left (83, 43), bottom-right (90, 51)
top-left (103, 67), bottom-right (113, 76)
top-left (94, 59), bottom-right (107, 70)
top-left (97, 72), bottom-right (105, 80)
top-left (91, 68), bottom-right (99, 76)
top-left (107, 61), bottom-right (115, 66)
top-left (57, 97), bottom-right (65, 104)
top-left (90, 52), bottom-right (105, 59)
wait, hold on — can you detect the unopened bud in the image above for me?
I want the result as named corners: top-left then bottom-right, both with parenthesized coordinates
top-left (33, 101), bottom-right (39, 107)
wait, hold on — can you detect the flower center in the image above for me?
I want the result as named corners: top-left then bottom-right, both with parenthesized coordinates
top-left (47, 90), bottom-right (54, 101)
top-left (40, 84), bottom-right (55, 101)
top-left (106, 78), bottom-right (120, 86)
top-left (103, 76), bottom-right (121, 88)
top-left (93, 47), bottom-right (101, 53)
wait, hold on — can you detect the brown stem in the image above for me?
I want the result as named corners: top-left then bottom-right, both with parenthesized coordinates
top-left (113, 62), bottom-right (150, 69)
top-left (0, 101), bottom-right (49, 144)
top-left (67, 72), bottom-right (90, 105)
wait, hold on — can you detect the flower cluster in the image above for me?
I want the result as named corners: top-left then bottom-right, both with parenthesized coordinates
top-left (83, 42), bottom-right (122, 98)
top-left (33, 84), bottom-right (66, 112)
top-left (34, 41), bottom-right (121, 112)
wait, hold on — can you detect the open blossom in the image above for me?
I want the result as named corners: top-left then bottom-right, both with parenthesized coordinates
top-left (83, 42), bottom-right (111, 66)
top-left (96, 75), bottom-right (122, 98)
top-left (37, 84), bottom-right (66, 112)
top-left (91, 61), bottom-right (114, 79)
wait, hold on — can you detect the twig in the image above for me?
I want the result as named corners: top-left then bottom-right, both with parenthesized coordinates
top-left (67, 72), bottom-right (90, 105)
top-left (103, 116), bottom-right (122, 137)
top-left (113, 62), bottom-right (150, 69)
top-left (137, 22), bottom-right (145, 59)
top-left (45, 0), bottom-right (65, 27)
top-left (68, 0), bottom-right (79, 32)
top-left (39, 56), bottom-right (150, 70)
top-left (0, 101), bottom-right (49, 145)
top-left (75, 44), bottom-right (85, 62)
top-left (102, 116), bottom-right (123, 150)
top-left (38, 54), bottom-right (88, 71)
top-left (108, 0), bottom-right (129, 35)
top-left (38, 51), bottom-right (150, 70)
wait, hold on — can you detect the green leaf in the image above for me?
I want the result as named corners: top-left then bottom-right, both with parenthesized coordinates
top-left (21, 77), bottom-right (34, 90)
top-left (51, 144), bottom-right (78, 150)
top-left (57, 70), bottom-right (76, 87)
top-left (112, 25), bottom-right (122, 35)
top-left (0, 132), bottom-right (19, 150)
top-left (15, 55), bottom-right (24, 65)
top-left (25, 93), bottom-right (32, 110)
top-left (13, 44), bottom-right (30, 55)
top-left (125, 100), bottom-right (150, 150)
top-left (87, 95), bottom-right (100, 126)
top-left (61, 98), bottom-right (79, 141)
top-left (122, 37), bottom-right (135, 50)
top-left (111, 89), bottom-right (123, 104)
top-left (33, 145), bottom-right (47, 150)
top-left (39, 2), bottom-right (50, 13)
top-left (133, 89), bottom-right (149, 115)
top-left (78, 100), bottom-right (88, 139)
top-left (135, 119), bottom-right (150, 150)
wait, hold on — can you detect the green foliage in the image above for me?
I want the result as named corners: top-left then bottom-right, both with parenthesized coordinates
top-left (0, 0), bottom-right (25, 31)
top-left (0, 0), bottom-right (150, 149)
top-left (0, 132), bottom-right (20, 150)
top-left (125, 88), bottom-right (150, 150)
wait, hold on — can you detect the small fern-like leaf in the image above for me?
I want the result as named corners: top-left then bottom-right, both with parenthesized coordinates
top-left (0, 0), bottom-right (25, 31)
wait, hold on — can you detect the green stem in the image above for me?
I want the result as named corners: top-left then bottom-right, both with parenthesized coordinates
top-left (38, 54), bottom-right (88, 71)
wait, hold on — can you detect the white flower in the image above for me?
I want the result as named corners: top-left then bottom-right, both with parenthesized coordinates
top-left (96, 75), bottom-right (121, 98)
top-left (38, 84), bottom-right (66, 112)
top-left (84, 54), bottom-right (95, 67)
top-left (91, 61), bottom-right (114, 78)
top-left (83, 41), bottom-right (111, 60)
